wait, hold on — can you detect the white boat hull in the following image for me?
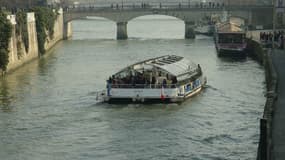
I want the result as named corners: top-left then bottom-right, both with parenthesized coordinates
top-left (103, 84), bottom-right (204, 103)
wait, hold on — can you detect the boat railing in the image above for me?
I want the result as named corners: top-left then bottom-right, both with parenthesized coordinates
top-left (109, 83), bottom-right (178, 89)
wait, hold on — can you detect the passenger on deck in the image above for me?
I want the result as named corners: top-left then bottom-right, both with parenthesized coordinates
top-left (151, 76), bottom-right (156, 88)
top-left (130, 74), bottom-right (135, 87)
top-left (162, 79), bottom-right (167, 88)
top-left (197, 64), bottom-right (202, 74)
top-left (171, 76), bottom-right (178, 88)
top-left (109, 76), bottom-right (112, 84)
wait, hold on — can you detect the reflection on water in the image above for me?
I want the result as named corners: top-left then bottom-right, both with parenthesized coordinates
top-left (0, 79), bottom-right (13, 111)
top-left (0, 17), bottom-right (265, 160)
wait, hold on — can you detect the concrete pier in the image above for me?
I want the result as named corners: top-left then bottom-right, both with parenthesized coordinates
top-left (117, 22), bottom-right (128, 40)
top-left (63, 21), bottom-right (72, 40)
top-left (184, 21), bottom-right (195, 39)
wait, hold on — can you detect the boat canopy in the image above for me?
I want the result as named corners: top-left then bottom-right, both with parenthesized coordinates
top-left (152, 57), bottom-right (197, 77)
top-left (114, 55), bottom-right (200, 82)
top-left (216, 22), bottom-right (244, 34)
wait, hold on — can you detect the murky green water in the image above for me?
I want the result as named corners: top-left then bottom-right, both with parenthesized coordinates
top-left (0, 16), bottom-right (265, 160)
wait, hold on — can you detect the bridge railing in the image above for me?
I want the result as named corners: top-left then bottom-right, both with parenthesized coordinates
top-left (64, 2), bottom-right (273, 12)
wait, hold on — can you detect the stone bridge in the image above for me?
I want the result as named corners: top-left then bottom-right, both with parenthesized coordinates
top-left (63, 2), bottom-right (273, 39)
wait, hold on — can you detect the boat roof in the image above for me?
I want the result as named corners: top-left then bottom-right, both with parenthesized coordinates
top-left (151, 56), bottom-right (196, 77)
top-left (216, 22), bottom-right (244, 34)
top-left (115, 55), bottom-right (199, 80)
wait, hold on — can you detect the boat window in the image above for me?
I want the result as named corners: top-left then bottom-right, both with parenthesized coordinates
top-left (218, 33), bottom-right (243, 44)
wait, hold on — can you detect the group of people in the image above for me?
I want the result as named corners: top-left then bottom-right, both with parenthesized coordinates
top-left (107, 71), bottom-right (178, 89)
top-left (195, 2), bottom-right (225, 9)
top-left (110, 2), bottom-right (152, 9)
top-left (260, 31), bottom-right (284, 49)
top-left (107, 64), bottom-right (202, 89)
top-left (109, 2), bottom-right (226, 10)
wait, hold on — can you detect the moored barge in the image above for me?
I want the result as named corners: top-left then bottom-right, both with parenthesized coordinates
top-left (214, 22), bottom-right (247, 57)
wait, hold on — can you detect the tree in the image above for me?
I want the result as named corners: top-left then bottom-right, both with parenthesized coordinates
top-left (0, 12), bottom-right (12, 71)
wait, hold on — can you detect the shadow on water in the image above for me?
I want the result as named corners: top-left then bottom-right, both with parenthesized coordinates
top-left (89, 96), bottom-right (186, 114)
top-left (96, 101), bottom-right (181, 109)
top-left (204, 84), bottom-right (218, 91)
top-left (217, 55), bottom-right (248, 63)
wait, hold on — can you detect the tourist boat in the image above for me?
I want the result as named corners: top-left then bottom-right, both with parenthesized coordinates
top-left (99, 55), bottom-right (206, 103)
top-left (214, 22), bottom-right (247, 57)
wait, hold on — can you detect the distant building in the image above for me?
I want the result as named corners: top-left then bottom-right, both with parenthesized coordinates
top-left (0, 0), bottom-right (47, 9)
top-left (211, 0), bottom-right (258, 5)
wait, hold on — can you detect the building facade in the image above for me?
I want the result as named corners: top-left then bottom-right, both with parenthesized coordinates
top-left (0, 0), bottom-right (47, 9)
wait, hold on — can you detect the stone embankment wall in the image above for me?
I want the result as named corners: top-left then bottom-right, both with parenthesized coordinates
top-left (5, 8), bottom-right (68, 73)
top-left (246, 31), bottom-right (278, 160)
top-left (6, 13), bottom-right (38, 72)
top-left (246, 31), bottom-right (278, 90)
top-left (44, 8), bottom-right (64, 50)
top-left (246, 39), bottom-right (264, 64)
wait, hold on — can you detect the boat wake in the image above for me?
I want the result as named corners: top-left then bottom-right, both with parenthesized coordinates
top-left (203, 84), bottom-right (218, 91)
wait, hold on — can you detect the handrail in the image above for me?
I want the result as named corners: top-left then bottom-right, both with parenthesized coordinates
top-left (64, 2), bottom-right (273, 12)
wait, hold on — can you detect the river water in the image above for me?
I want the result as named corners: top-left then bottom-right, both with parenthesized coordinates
top-left (0, 16), bottom-right (265, 160)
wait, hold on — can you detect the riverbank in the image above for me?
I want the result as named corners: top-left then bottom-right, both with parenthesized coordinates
top-left (247, 31), bottom-right (281, 160)
top-left (270, 49), bottom-right (285, 160)
top-left (1, 8), bottom-right (71, 74)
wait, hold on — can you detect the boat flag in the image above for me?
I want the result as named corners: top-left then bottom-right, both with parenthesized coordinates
top-left (160, 86), bottom-right (165, 100)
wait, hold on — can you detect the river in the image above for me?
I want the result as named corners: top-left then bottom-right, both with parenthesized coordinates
top-left (0, 16), bottom-right (265, 160)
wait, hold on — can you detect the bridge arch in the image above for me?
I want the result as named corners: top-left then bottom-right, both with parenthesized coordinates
top-left (72, 16), bottom-right (116, 39)
top-left (127, 13), bottom-right (184, 22)
top-left (128, 15), bottom-right (185, 39)
top-left (119, 12), bottom-right (197, 39)
top-left (64, 13), bottom-right (117, 23)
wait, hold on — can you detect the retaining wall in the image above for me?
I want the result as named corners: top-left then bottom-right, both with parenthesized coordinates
top-left (6, 13), bottom-right (39, 72)
top-left (247, 30), bottom-right (278, 160)
top-left (5, 9), bottom-right (65, 73)
top-left (44, 8), bottom-right (64, 50)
